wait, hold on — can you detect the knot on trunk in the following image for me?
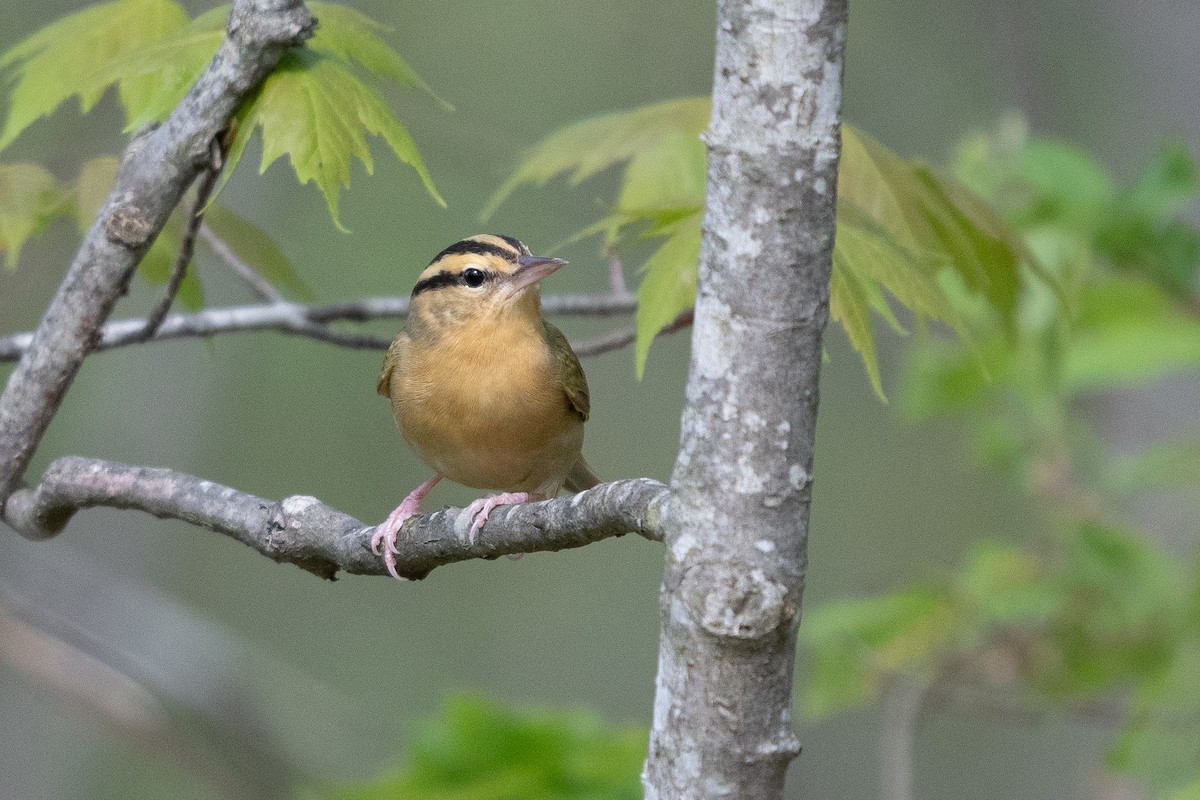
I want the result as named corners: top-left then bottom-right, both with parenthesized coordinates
top-left (685, 562), bottom-right (793, 643)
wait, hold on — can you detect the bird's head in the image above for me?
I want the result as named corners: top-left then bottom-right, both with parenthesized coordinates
top-left (407, 234), bottom-right (567, 333)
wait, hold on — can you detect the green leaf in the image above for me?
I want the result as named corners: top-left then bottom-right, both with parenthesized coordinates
top-left (1065, 276), bottom-right (1200, 389)
top-left (1112, 438), bottom-right (1200, 492)
top-left (483, 96), bottom-right (710, 219)
top-left (1016, 139), bottom-right (1115, 229)
top-left (2, 2), bottom-right (444, 226)
top-left (1098, 214), bottom-right (1200, 297)
top-left (830, 243), bottom-right (884, 399)
top-left (615, 129), bottom-right (707, 218)
top-left (0, 162), bottom-right (70, 268)
top-left (802, 587), bottom-right (958, 717)
top-left (224, 49), bottom-right (442, 232)
top-left (69, 156), bottom-right (120, 233)
top-left (804, 589), bottom-right (957, 669)
top-left (0, 0), bottom-right (189, 150)
top-left (323, 696), bottom-right (645, 800)
top-left (1110, 637), bottom-right (1200, 795)
top-left (956, 540), bottom-right (1059, 622)
top-left (840, 126), bottom-right (1031, 336)
top-left (803, 636), bottom-right (878, 718)
top-left (950, 114), bottom-right (1030, 202)
top-left (831, 211), bottom-right (974, 399)
top-left (1024, 523), bottom-right (1181, 696)
top-left (202, 203), bottom-right (314, 300)
top-left (1093, 142), bottom-right (1200, 296)
top-left (1062, 522), bottom-right (1180, 628)
top-left (308, 1), bottom-right (449, 108)
top-left (1128, 139), bottom-right (1199, 220)
top-left (901, 336), bottom-right (995, 415)
top-left (93, 9), bottom-right (226, 129)
top-left (634, 213), bottom-right (700, 377)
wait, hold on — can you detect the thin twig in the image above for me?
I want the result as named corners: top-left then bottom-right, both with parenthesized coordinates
top-left (572, 326), bottom-right (636, 358)
top-left (880, 675), bottom-right (927, 800)
top-left (0, 292), bottom-right (641, 361)
top-left (139, 134), bottom-right (224, 342)
top-left (199, 223), bottom-right (286, 303)
top-left (573, 307), bottom-right (695, 358)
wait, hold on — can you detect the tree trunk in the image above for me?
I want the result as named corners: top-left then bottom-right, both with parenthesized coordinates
top-left (642, 0), bottom-right (847, 797)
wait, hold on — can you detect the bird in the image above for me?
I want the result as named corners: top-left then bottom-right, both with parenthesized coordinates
top-left (371, 234), bottom-right (601, 579)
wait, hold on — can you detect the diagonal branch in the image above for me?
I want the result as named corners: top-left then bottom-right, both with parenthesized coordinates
top-left (2, 456), bottom-right (668, 580)
top-left (0, 0), bottom-right (315, 504)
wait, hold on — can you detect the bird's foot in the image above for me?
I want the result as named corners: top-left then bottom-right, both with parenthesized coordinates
top-left (463, 491), bottom-right (543, 545)
top-left (372, 475), bottom-right (441, 580)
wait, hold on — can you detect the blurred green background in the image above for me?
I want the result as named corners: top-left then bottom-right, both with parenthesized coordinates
top-left (1, 0), bottom-right (1196, 798)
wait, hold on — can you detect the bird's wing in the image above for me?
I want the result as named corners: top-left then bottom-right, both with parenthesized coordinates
top-left (543, 321), bottom-right (590, 421)
top-left (377, 333), bottom-right (408, 397)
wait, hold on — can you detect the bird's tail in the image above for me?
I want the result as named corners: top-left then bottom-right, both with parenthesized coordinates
top-left (564, 455), bottom-right (602, 492)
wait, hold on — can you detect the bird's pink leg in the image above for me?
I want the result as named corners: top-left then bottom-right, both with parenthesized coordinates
top-left (371, 474), bottom-right (441, 580)
top-left (463, 491), bottom-right (545, 545)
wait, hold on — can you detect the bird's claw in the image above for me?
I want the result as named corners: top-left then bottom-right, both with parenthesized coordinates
top-left (372, 492), bottom-right (429, 580)
top-left (462, 491), bottom-right (538, 545)
top-left (373, 475), bottom-right (443, 581)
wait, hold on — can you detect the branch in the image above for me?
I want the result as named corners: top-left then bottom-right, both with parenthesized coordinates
top-left (0, 0), bottom-right (315, 503)
top-left (644, 0), bottom-right (847, 797)
top-left (880, 676), bottom-right (928, 800)
top-left (2, 456), bottom-right (667, 580)
top-left (0, 292), bottom-right (641, 361)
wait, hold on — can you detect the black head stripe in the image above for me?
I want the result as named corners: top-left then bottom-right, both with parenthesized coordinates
top-left (411, 270), bottom-right (460, 296)
top-left (428, 238), bottom-right (518, 266)
top-left (498, 235), bottom-right (531, 256)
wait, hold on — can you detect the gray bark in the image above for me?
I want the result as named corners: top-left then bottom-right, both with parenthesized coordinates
top-left (0, 0), bottom-right (315, 502)
top-left (643, 0), bottom-right (847, 797)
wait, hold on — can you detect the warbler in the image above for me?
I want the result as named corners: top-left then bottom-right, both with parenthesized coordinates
top-left (371, 234), bottom-right (600, 579)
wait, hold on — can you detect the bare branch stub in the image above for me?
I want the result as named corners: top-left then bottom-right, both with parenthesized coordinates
top-left (3, 456), bottom-right (668, 580)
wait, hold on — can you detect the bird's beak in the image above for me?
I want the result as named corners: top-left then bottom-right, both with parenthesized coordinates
top-left (510, 255), bottom-right (568, 292)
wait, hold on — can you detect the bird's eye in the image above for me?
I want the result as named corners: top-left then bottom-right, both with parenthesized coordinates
top-left (462, 268), bottom-right (486, 288)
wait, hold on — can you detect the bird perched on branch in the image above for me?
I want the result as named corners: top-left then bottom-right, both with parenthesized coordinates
top-left (371, 234), bottom-right (601, 579)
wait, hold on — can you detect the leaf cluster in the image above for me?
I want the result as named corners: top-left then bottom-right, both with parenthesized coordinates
top-left (803, 523), bottom-right (1190, 714)
top-left (488, 97), bottom-right (1031, 392)
top-left (314, 696), bottom-right (646, 800)
top-left (809, 118), bottom-right (1200, 797)
top-left (0, 155), bottom-right (309, 308)
top-left (0, 0), bottom-right (443, 235)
